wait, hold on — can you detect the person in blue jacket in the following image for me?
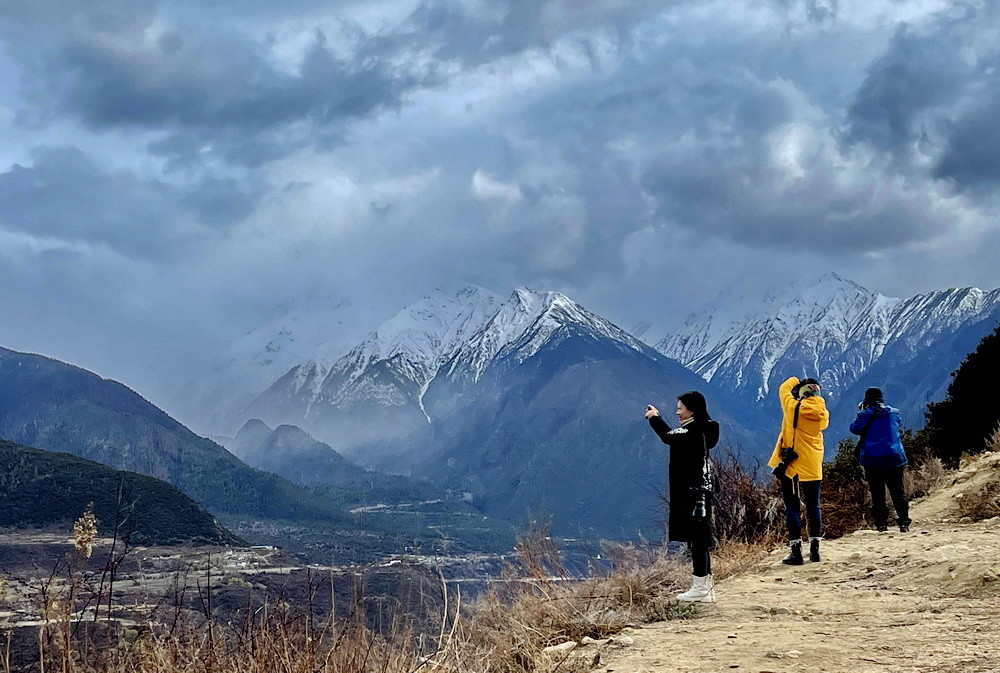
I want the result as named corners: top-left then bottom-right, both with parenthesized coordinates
top-left (850, 387), bottom-right (911, 532)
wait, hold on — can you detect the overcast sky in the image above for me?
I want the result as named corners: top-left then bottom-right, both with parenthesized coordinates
top-left (1, 0), bottom-right (999, 412)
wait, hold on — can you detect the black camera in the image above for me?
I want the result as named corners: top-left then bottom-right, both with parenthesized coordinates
top-left (771, 446), bottom-right (799, 477)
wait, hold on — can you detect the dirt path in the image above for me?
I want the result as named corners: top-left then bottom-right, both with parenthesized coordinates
top-left (603, 461), bottom-right (1000, 673)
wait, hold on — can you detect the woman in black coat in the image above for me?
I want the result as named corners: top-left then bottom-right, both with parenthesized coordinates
top-left (645, 390), bottom-right (719, 603)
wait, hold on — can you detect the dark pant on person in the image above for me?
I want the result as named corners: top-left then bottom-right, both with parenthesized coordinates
top-left (864, 466), bottom-right (910, 526)
top-left (690, 539), bottom-right (712, 577)
top-left (780, 477), bottom-right (822, 541)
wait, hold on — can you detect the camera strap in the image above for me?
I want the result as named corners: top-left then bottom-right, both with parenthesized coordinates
top-left (856, 408), bottom-right (880, 462)
top-left (858, 409), bottom-right (878, 447)
top-left (791, 402), bottom-right (802, 496)
top-left (789, 400), bottom-right (802, 449)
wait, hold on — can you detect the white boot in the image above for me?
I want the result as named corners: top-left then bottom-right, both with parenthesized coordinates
top-left (676, 574), bottom-right (716, 603)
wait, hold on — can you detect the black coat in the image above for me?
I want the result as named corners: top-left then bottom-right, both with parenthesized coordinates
top-left (648, 415), bottom-right (719, 544)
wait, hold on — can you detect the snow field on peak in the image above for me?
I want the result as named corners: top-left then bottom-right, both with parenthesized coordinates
top-left (655, 274), bottom-right (1000, 403)
top-left (443, 287), bottom-right (649, 383)
top-left (254, 284), bottom-right (653, 428)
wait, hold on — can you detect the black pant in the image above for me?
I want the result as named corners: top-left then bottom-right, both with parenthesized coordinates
top-left (690, 539), bottom-right (712, 577)
top-left (780, 477), bottom-right (822, 541)
top-left (864, 466), bottom-right (910, 526)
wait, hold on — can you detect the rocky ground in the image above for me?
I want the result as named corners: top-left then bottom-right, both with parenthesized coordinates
top-left (594, 452), bottom-right (1000, 673)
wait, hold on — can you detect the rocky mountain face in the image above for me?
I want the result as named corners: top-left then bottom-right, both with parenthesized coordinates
top-left (0, 438), bottom-right (242, 545)
top-left (210, 275), bottom-right (1000, 537)
top-left (412, 301), bottom-right (758, 538)
top-left (655, 274), bottom-right (1000, 433)
top-left (0, 347), bottom-right (348, 523)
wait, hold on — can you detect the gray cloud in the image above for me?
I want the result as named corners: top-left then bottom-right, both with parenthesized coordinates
top-left (935, 76), bottom-right (1000, 187)
top-left (51, 33), bottom-right (404, 131)
top-left (1, 0), bottom-right (421, 168)
top-left (845, 2), bottom-right (1000, 190)
top-left (1, 0), bottom-right (1000, 420)
top-left (0, 147), bottom-right (258, 257)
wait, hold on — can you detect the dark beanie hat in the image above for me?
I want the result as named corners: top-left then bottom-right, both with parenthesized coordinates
top-left (864, 387), bottom-right (884, 405)
top-left (677, 390), bottom-right (712, 421)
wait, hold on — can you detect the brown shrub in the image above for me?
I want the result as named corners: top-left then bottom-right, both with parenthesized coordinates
top-left (819, 437), bottom-right (870, 538)
top-left (710, 445), bottom-right (784, 547)
top-left (902, 428), bottom-right (947, 499)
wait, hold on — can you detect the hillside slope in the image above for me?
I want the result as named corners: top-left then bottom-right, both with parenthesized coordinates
top-left (0, 347), bottom-right (347, 523)
top-left (0, 439), bottom-right (242, 546)
top-left (602, 451), bottom-right (1000, 673)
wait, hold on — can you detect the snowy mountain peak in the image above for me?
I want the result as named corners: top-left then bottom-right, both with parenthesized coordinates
top-left (656, 274), bottom-right (1000, 404)
top-left (444, 287), bottom-right (649, 383)
top-left (260, 285), bottom-right (505, 420)
top-left (357, 285), bottom-right (503, 365)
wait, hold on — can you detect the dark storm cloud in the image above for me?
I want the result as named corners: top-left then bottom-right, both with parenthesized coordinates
top-left (844, 21), bottom-right (970, 154)
top-left (845, 2), bottom-right (1000, 189)
top-left (1, 0), bottom-right (421, 168)
top-left (0, 147), bottom-right (258, 257)
top-left (51, 33), bottom-right (404, 131)
top-left (642, 152), bottom-right (942, 252)
top-left (936, 82), bottom-right (1000, 187)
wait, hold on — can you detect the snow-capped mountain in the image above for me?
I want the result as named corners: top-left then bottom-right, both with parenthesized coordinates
top-left (244, 286), bottom-right (504, 449)
top-left (655, 273), bottom-right (1000, 414)
top-left (310, 285), bottom-right (503, 417)
top-left (439, 287), bottom-right (653, 386)
top-left (245, 285), bottom-right (682, 463)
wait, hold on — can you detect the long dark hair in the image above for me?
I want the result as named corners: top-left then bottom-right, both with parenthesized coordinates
top-left (677, 390), bottom-right (712, 421)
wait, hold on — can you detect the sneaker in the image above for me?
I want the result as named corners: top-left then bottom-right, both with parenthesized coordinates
top-left (676, 574), bottom-right (716, 603)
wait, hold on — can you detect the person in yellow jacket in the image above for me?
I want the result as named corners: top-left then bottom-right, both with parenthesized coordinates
top-left (767, 376), bottom-right (829, 565)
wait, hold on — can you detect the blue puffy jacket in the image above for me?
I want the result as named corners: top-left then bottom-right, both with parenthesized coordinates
top-left (850, 403), bottom-right (908, 469)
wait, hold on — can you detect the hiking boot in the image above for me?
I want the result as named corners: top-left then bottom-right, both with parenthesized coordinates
top-left (781, 540), bottom-right (804, 566)
top-left (898, 520), bottom-right (911, 533)
top-left (809, 538), bottom-right (821, 563)
top-left (676, 574), bottom-right (716, 603)
top-left (875, 524), bottom-right (888, 532)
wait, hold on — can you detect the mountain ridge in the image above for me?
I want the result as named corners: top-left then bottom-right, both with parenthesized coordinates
top-left (0, 346), bottom-right (349, 523)
top-left (654, 274), bottom-right (1000, 416)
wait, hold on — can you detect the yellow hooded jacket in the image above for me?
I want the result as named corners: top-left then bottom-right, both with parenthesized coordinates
top-left (767, 377), bottom-right (829, 482)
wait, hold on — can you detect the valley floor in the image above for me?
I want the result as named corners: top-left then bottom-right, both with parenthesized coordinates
top-left (601, 476), bottom-right (1000, 673)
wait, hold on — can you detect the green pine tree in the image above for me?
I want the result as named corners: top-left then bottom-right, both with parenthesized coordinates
top-left (924, 323), bottom-right (1000, 467)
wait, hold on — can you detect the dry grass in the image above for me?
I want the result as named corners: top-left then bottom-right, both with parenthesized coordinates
top-left (952, 426), bottom-right (1000, 523)
top-left (7, 521), bottom-right (729, 673)
top-left (4, 448), bottom-right (815, 673)
top-left (956, 480), bottom-right (1000, 522)
top-left (6, 521), bottom-right (783, 673)
top-left (902, 428), bottom-right (948, 500)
